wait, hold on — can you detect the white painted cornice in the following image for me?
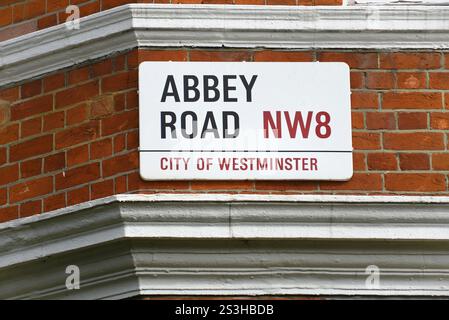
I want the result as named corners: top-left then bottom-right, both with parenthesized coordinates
top-left (2, 4), bottom-right (449, 87)
top-left (1, 193), bottom-right (449, 299)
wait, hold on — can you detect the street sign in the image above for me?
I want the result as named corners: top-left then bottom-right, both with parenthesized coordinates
top-left (139, 62), bottom-right (352, 180)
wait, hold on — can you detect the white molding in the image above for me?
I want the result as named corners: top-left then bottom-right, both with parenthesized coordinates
top-left (3, 4), bottom-right (449, 87)
top-left (1, 193), bottom-right (449, 299)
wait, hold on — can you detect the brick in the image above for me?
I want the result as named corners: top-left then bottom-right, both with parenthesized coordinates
top-left (353, 152), bottom-right (366, 171)
top-left (192, 181), bottom-right (255, 190)
top-left (12, 3), bottom-right (25, 23)
top-left (115, 175), bottom-right (127, 193)
top-left (10, 135), bottom-right (53, 162)
top-left (101, 71), bottom-right (138, 93)
top-left (21, 117), bottom-right (42, 138)
top-left (43, 73), bottom-right (65, 93)
top-left (352, 132), bottom-right (381, 150)
top-left (68, 67), bottom-right (90, 85)
top-left (23, 0), bottom-right (46, 20)
top-left (432, 153), bottom-right (449, 170)
top-left (384, 132), bottom-right (444, 150)
top-left (91, 59), bottom-right (113, 77)
top-left (114, 54), bottom-right (126, 72)
top-left (44, 152), bottom-right (65, 173)
top-left (351, 92), bottom-right (378, 109)
top-left (320, 173), bottom-right (382, 191)
top-left (126, 91), bottom-right (138, 110)
top-left (102, 152), bottom-right (138, 177)
top-left (20, 200), bottom-right (42, 218)
top-left (171, 0), bottom-right (202, 3)
top-left (429, 72), bottom-right (449, 89)
top-left (254, 181), bottom-right (316, 191)
top-left (67, 186), bottom-right (90, 206)
top-left (190, 51), bottom-right (253, 62)
top-left (0, 100), bottom-right (10, 126)
top-left (113, 134), bottom-right (126, 154)
top-left (385, 173), bottom-right (445, 192)
top-left (0, 7), bottom-right (12, 27)
top-left (55, 121), bottom-right (100, 149)
top-left (11, 95), bottom-right (53, 121)
top-left (55, 162), bottom-right (100, 190)
top-left (0, 20), bottom-right (35, 42)
top-left (0, 87), bottom-right (19, 102)
top-left (21, 158), bottom-right (42, 178)
top-left (44, 193), bottom-right (66, 212)
top-left (43, 111), bottom-right (64, 131)
top-left (367, 153), bottom-right (397, 170)
top-left (46, 0), bottom-right (69, 12)
top-left (350, 72), bottom-right (364, 89)
top-left (202, 0), bottom-right (233, 3)
top-left (313, 0), bottom-right (342, 4)
top-left (0, 206), bottom-right (18, 223)
top-left (445, 93), bottom-right (449, 110)
top-left (430, 113), bottom-right (449, 130)
top-left (127, 172), bottom-right (189, 191)
top-left (55, 81), bottom-right (99, 109)
top-left (399, 153), bottom-right (430, 170)
top-left (380, 52), bottom-right (441, 69)
top-left (318, 52), bottom-right (378, 69)
top-left (101, 110), bottom-right (138, 136)
top-left (101, 0), bottom-right (131, 10)
top-left (254, 51), bottom-right (313, 62)
top-left (37, 13), bottom-right (57, 29)
top-left (351, 112), bottom-right (364, 129)
top-left (66, 103), bottom-right (88, 126)
top-left (443, 53), bottom-right (449, 69)
top-left (382, 92), bottom-right (441, 110)
top-left (0, 148), bottom-right (6, 166)
top-left (67, 145), bottom-right (89, 167)
top-left (396, 72), bottom-right (427, 89)
top-left (127, 131), bottom-right (138, 150)
top-left (90, 95), bottom-right (114, 119)
top-left (398, 112), bottom-right (428, 130)
top-left (125, 50), bottom-right (138, 69)
top-left (91, 179), bottom-right (114, 200)
top-left (78, 0), bottom-right (100, 17)
top-left (366, 72), bottom-right (394, 89)
top-left (0, 164), bottom-right (19, 185)
top-left (0, 188), bottom-right (6, 206)
top-left (90, 138), bottom-right (112, 160)
top-left (138, 50), bottom-right (188, 63)
top-left (21, 79), bottom-right (42, 99)
top-left (366, 112), bottom-right (395, 130)
top-left (235, 0), bottom-right (265, 4)
top-left (10, 176), bottom-right (53, 203)
top-left (0, 124), bottom-right (19, 144)
top-left (114, 93), bottom-right (125, 112)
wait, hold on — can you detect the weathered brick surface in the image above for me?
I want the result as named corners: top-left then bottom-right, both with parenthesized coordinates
top-left (0, 48), bottom-right (448, 224)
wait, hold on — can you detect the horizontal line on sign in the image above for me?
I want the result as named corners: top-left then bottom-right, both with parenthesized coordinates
top-left (140, 150), bottom-right (352, 153)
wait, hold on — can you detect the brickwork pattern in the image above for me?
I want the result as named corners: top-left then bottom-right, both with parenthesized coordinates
top-left (0, 49), bottom-right (449, 223)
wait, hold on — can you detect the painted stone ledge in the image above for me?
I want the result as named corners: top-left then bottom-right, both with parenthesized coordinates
top-left (1, 193), bottom-right (449, 299)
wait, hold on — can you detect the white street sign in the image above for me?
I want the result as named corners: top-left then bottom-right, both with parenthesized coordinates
top-left (139, 62), bottom-right (352, 180)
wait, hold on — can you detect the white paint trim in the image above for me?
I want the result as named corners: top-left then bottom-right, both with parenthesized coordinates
top-left (2, 4), bottom-right (449, 87)
top-left (2, 193), bottom-right (449, 231)
top-left (1, 193), bottom-right (449, 298)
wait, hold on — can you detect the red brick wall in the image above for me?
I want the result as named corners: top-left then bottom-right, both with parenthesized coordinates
top-left (0, 0), bottom-right (343, 41)
top-left (0, 48), bottom-right (449, 223)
